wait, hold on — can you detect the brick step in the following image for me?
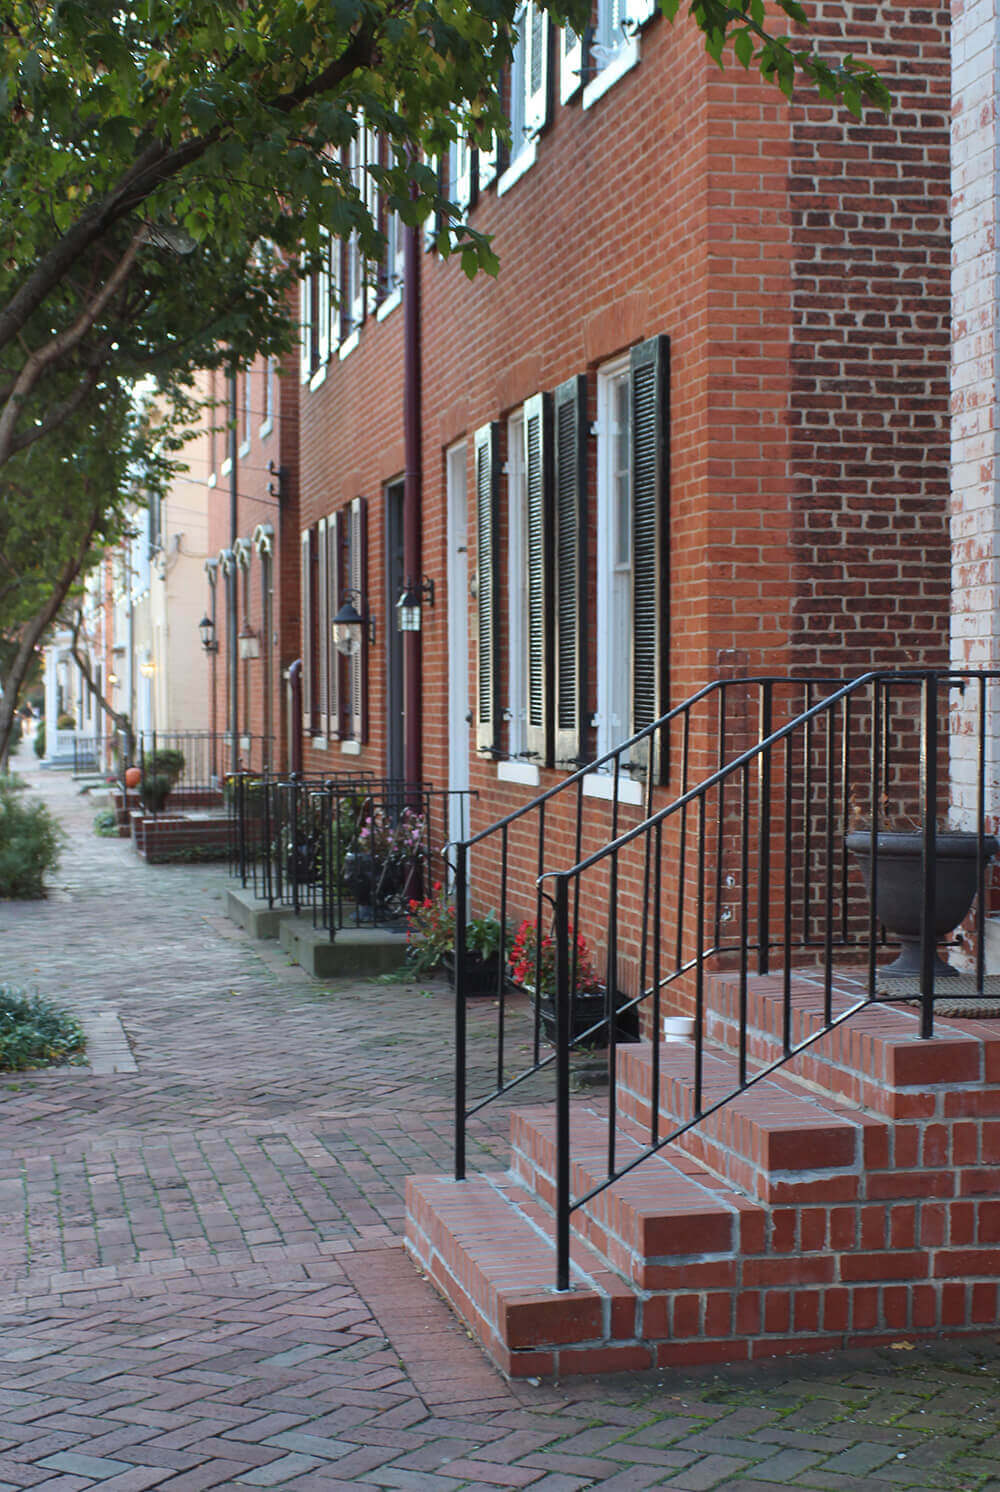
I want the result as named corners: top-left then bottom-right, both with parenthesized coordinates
top-left (405, 1172), bottom-right (647, 1378)
top-left (509, 1104), bottom-right (765, 1289)
top-left (614, 1039), bottom-right (885, 1202)
top-left (703, 971), bottom-right (1000, 1118)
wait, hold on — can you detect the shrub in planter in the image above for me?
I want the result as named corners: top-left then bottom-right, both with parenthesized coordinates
top-left (56, 712), bottom-right (76, 730)
top-left (93, 807), bottom-right (119, 838)
top-left (33, 721), bottom-right (45, 758)
top-left (0, 986), bottom-right (86, 1071)
top-left (0, 779), bottom-right (64, 897)
top-left (140, 749), bottom-right (185, 813)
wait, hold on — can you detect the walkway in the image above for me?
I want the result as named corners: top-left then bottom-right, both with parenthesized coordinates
top-left (0, 757), bottom-right (999, 1491)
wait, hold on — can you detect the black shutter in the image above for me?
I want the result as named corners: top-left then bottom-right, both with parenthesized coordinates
top-left (475, 422), bottom-right (500, 755)
top-left (327, 513), bottom-right (340, 738)
top-left (630, 334), bottom-right (670, 780)
top-left (354, 496), bottom-right (369, 744)
top-left (317, 516), bottom-right (329, 736)
top-left (553, 375), bottom-right (587, 767)
top-left (523, 392), bottom-right (552, 765)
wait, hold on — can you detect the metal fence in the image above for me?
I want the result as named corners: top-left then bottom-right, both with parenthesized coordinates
top-left (229, 772), bottom-right (476, 935)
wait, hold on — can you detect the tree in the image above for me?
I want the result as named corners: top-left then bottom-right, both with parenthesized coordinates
top-left (0, 0), bottom-right (889, 757)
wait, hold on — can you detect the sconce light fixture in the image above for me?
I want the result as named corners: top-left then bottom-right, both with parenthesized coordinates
top-left (139, 658), bottom-right (156, 679)
top-left (396, 575), bottom-right (435, 633)
top-left (199, 614), bottom-right (218, 653)
top-left (332, 590), bottom-right (375, 656)
top-left (238, 621), bottom-right (260, 660)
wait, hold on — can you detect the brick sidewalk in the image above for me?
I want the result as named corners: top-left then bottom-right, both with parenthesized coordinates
top-left (1, 758), bottom-right (999, 1490)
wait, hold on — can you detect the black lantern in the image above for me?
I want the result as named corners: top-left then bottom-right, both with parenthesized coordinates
top-left (199, 613), bottom-right (217, 653)
top-left (333, 591), bottom-right (374, 656)
top-left (396, 576), bottom-right (435, 633)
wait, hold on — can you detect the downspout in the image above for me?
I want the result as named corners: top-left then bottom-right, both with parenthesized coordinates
top-left (403, 212), bottom-right (422, 791)
top-left (229, 369), bottom-right (239, 776)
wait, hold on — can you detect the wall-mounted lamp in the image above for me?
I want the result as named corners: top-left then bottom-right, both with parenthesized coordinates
top-left (139, 659), bottom-right (156, 679)
top-left (199, 614), bottom-right (218, 653)
top-left (332, 590), bottom-right (375, 657)
top-left (108, 672), bottom-right (120, 687)
top-left (238, 622), bottom-right (260, 661)
top-left (396, 576), bottom-right (435, 633)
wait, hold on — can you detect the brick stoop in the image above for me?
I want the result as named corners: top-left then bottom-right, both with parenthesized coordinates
top-left (405, 972), bottom-right (1000, 1378)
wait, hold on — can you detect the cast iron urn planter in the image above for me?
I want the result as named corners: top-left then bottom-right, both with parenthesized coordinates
top-left (846, 829), bottom-right (998, 978)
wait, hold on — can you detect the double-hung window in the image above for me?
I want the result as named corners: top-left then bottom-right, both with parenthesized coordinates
top-left (499, 1), bottom-right (548, 194)
top-left (596, 359), bottom-right (633, 761)
top-left (581, 0), bottom-right (656, 107)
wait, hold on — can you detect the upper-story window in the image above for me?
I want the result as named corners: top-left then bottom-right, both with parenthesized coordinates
top-left (580, 0), bottom-right (655, 108)
top-left (498, 1), bottom-right (549, 195)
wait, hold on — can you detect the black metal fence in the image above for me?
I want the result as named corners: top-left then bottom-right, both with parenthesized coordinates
top-left (72, 735), bottom-right (102, 774)
top-left (228, 772), bottom-right (476, 935)
top-left (450, 670), bottom-right (1000, 1290)
top-left (135, 731), bottom-right (273, 796)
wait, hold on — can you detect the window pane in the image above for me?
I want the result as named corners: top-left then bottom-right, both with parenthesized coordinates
top-left (614, 376), bottom-right (631, 567)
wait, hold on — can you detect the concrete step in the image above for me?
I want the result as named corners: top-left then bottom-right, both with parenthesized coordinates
top-left (279, 917), bottom-right (407, 977)
top-left (225, 884), bottom-right (299, 940)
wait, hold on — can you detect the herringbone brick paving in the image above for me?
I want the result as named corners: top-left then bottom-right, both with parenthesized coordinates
top-left (1, 758), bottom-right (1000, 1489)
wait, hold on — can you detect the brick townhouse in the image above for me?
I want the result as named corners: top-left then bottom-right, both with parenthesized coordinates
top-left (293, 0), bottom-right (951, 893)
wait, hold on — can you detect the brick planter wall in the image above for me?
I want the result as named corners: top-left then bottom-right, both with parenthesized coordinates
top-left (129, 811), bottom-right (230, 864)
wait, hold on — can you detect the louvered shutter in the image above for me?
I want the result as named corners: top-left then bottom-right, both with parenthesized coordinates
top-left (523, 393), bottom-right (552, 764)
top-left (300, 528), bottom-right (315, 731)
top-left (332, 516), bottom-right (344, 743)
top-left (560, 25), bottom-right (583, 104)
top-left (630, 334), bottom-right (670, 780)
top-left (329, 234), bottom-right (342, 352)
top-left (475, 423), bottom-right (500, 755)
top-left (350, 497), bottom-right (368, 742)
top-left (333, 508), bottom-right (347, 737)
top-left (299, 268), bottom-right (311, 383)
top-left (553, 376), bottom-right (587, 767)
top-left (317, 517), bottom-right (329, 734)
top-left (524, 0), bottom-right (550, 136)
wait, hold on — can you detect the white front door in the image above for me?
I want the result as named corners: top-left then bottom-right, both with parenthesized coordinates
top-left (446, 442), bottom-right (470, 851)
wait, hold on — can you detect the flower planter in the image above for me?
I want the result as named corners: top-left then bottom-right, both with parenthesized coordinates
top-left (846, 829), bottom-right (998, 977)
top-left (442, 950), bottom-right (506, 998)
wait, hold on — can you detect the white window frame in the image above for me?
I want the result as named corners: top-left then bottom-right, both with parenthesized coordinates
top-left (239, 368), bottom-right (251, 456)
top-left (595, 355), bottom-right (634, 767)
top-left (299, 261), bottom-right (312, 384)
top-left (582, 0), bottom-right (643, 109)
top-left (449, 135), bottom-right (474, 214)
top-left (260, 357), bottom-right (275, 439)
top-left (505, 410), bottom-right (528, 761)
top-left (497, 1), bottom-right (547, 196)
top-left (560, 25), bottom-right (584, 105)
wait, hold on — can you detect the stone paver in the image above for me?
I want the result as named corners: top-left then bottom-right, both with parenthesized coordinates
top-left (2, 753), bottom-right (1000, 1489)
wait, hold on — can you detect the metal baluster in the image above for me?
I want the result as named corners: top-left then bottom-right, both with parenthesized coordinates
top-left (739, 760), bottom-right (750, 1087)
top-left (757, 682), bottom-right (772, 974)
top-left (694, 796), bottom-right (706, 1115)
top-left (676, 709), bottom-right (690, 972)
top-left (919, 675), bottom-right (937, 1039)
top-left (840, 694), bottom-right (851, 943)
top-left (783, 733), bottom-right (793, 1056)
top-left (977, 674), bottom-right (987, 996)
top-left (606, 849), bottom-right (619, 1181)
top-left (803, 680), bottom-right (813, 947)
top-left (868, 683), bottom-right (881, 996)
top-left (533, 801), bottom-right (546, 1066)
top-left (553, 875), bottom-right (571, 1292)
top-left (498, 824), bottom-right (509, 1090)
top-left (652, 818), bottom-right (663, 1145)
top-left (824, 705), bottom-right (835, 1025)
top-left (714, 687), bottom-right (727, 948)
top-left (455, 841), bottom-right (468, 1180)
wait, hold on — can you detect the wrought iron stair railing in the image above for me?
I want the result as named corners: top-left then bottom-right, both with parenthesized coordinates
top-left (451, 670), bottom-right (1000, 1291)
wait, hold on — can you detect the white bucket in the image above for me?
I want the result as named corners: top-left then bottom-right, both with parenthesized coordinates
top-left (663, 1016), bottom-right (695, 1042)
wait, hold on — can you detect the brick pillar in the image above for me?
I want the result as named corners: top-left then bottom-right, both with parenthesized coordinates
top-left (950, 0), bottom-right (1000, 822)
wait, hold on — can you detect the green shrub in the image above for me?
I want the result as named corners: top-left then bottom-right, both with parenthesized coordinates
top-left (141, 748), bottom-right (185, 783)
top-left (0, 779), bottom-right (64, 897)
top-left (56, 711), bottom-right (76, 729)
top-left (93, 807), bottom-right (119, 837)
top-left (0, 987), bottom-right (86, 1071)
top-left (33, 721), bottom-right (45, 758)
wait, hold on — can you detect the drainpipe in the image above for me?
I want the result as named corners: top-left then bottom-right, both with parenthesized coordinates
top-left (229, 369), bottom-right (239, 777)
top-left (403, 213), bottom-right (422, 792)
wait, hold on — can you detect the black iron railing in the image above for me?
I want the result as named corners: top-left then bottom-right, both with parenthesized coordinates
top-left (451, 670), bottom-right (1000, 1289)
top-left (229, 772), bottom-right (476, 935)
top-left (72, 735), bottom-right (102, 774)
top-left (136, 730), bottom-right (273, 796)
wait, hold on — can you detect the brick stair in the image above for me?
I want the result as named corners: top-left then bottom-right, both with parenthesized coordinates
top-left (405, 971), bottom-right (1000, 1377)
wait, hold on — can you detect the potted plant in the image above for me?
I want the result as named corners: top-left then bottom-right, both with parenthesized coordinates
top-left (509, 917), bottom-right (611, 1044)
top-left (342, 805), bottom-right (425, 914)
top-left (846, 795), bottom-right (998, 978)
top-left (140, 748), bottom-right (185, 815)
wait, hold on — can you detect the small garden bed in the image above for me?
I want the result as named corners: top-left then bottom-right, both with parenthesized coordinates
top-left (0, 987), bottom-right (86, 1071)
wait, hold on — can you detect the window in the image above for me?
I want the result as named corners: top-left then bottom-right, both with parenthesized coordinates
top-left (581, 0), bottom-right (654, 107)
top-left (240, 369), bottom-right (251, 453)
top-left (498, 1), bottom-right (548, 194)
top-left (260, 356), bottom-right (275, 437)
top-left (448, 135), bottom-right (474, 214)
top-left (475, 422), bottom-right (501, 755)
top-left (506, 411), bottom-right (527, 758)
top-left (380, 136), bottom-right (404, 304)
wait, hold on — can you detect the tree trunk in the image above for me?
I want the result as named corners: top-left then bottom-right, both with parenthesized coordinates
top-left (66, 607), bottom-right (134, 761)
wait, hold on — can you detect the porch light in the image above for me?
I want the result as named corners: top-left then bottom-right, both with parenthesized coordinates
top-left (238, 622), bottom-right (260, 661)
top-left (333, 590), bottom-right (374, 656)
top-left (139, 659), bottom-right (156, 678)
top-left (199, 614), bottom-right (218, 653)
top-left (396, 576), bottom-right (435, 633)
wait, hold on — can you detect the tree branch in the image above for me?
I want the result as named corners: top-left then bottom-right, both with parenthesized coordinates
top-left (66, 605), bottom-right (134, 758)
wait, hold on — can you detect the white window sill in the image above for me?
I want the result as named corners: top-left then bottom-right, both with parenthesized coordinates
top-left (497, 759), bottom-right (540, 787)
top-left (258, 417), bottom-right (273, 441)
top-left (312, 735), bottom-right (328, 751)
top-left (338, 330), bottom-right (360, 361)
top-left (582, 37), bottom-right (640, 109)
top-left (309, 363), bottom-right (328, 391)
top-left (497, 140), bottom-right (538, 198)
top-left (238, 439), bottom-right (250, 459)
top-left (208, 472), bottom-right (217, 488)
top-left (376, 287), bottom-right (402, 322)
top-left (221, 458), bottom-right (232, 477)
top-left (582, 770), bottom-right (644, 805)
top-left (341, 738), bottom-right (361, 755)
